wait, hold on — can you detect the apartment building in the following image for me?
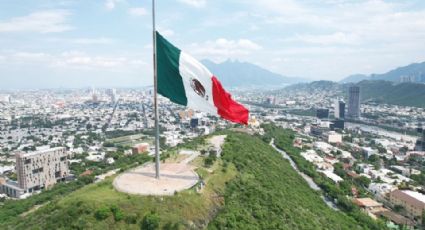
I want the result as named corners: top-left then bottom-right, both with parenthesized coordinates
top-left (389, 190), bottom-right (425, 220)
top-left (15, 147), bottom-right (69, 192)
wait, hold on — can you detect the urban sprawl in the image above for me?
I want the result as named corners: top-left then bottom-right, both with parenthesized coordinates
top-left (0, 86), bottom-right (424, 227)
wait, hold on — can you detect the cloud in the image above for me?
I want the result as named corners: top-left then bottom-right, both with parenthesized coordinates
top-left (13, 52), bottom-right (50, 60)
top-left (46, 37), bottom-right (114, 45)
top-left (188, 38), bottom-right (262, 61)
top-left (105, 0), bottom-right (123, 10)
top-left (157, 27), bottom-right (174, 37)
top-left (56, 51), bottom-right (139, 69)
top-left (177, 0), bottom-right (206, 8)
top-left (284, 32), bottom-right (360, 45)
top-left (71, 37), bottom-right (114, 45)
top-left (128, 7), bottom-right (148, 16)
top-left (0, 10), bottom-right (72, 33)
top-left (1, 51), bottom-right (146, 70)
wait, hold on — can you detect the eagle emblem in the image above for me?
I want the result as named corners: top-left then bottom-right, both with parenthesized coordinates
top-left (190, 78), bottom-right (208, 100)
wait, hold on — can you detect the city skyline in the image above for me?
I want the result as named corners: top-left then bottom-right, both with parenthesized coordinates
top-left (1, 0), bottom-right (425, 89)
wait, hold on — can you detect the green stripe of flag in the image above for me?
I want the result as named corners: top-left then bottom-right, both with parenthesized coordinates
top-left (156, 31), bottom-right (188, 106)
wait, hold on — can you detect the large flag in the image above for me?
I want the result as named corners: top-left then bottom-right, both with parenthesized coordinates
top-left (156, 32), bottom-right (249, 125)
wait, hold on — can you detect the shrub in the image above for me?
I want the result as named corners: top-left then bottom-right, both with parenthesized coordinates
top-left (125, 213), bottom-right (138, 224)
top-left (94, 207), bottom-right (109, 220)
top-left (141, 212), bottom-right (160, 230)
top-left (110, 205), bottom-right (124, 222)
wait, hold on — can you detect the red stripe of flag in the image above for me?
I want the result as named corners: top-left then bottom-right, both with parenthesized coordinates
top-left (211, 76), bottom-right (249, 125)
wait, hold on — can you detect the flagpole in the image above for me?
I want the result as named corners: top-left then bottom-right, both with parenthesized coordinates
top-left (152, 0), bottom-right (160, 179)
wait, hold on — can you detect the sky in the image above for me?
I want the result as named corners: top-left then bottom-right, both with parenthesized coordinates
top-left (1, 0), bottom-right (425, 89)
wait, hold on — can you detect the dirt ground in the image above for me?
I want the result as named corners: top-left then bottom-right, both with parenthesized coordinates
top-left (113, 163), bottom-right (199, 196)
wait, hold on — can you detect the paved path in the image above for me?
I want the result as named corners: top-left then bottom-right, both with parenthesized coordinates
top-left (180, 150), bottom-right (200, 164)
top-left (113, 163), bottom-right (199, 196)
top-left (209, 135), bottom-right (226, 157)
top-left (270, 138), bottom-right (339, 211)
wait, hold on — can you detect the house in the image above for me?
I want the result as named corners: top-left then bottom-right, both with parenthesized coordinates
top-left (132, 143), bottom-right (150, 154)
top-left (375, 210), bottom-right (415, 227)
top-left (318, 170), bottom-right (343, 183)
top-left (353, 198), bottom-right (383, 213)
top-left (325, 131), bottom-right (342, 144)
top-left (362, 147), bottom-right (378, 158)
top-left (79, 170), bottom-right (93, 177)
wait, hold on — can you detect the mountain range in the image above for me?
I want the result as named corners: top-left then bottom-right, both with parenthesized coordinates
top-left (201, 59), bottom-right (308, 88)
top-left (340, 61), bottom-right (425, 83)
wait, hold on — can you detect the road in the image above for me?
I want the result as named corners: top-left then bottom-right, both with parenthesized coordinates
top-left (270, 138), bottom-right (339, 211)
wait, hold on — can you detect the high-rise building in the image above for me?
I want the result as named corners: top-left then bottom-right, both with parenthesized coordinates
top-left (90, 87), bottom-right (99, 102)
top-left (190, 118), bottom-right (199, 128)
top-left (330, 119), bottom-right (344, 130)
top-left (415, 127), bottom-right (425, 151)
top-left (16, 147), bottom-right (69, 193)
top-left (107, 88), bottom-right (117, 103)
top-left (316, 109), bottom-right (329, 119)
top-left (347, 86), bottom-right (360, 119)
top-left (334, 100), bottom-right (345, 119)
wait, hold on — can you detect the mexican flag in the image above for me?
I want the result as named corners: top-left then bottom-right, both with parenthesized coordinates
top-left (156, 32), bottom-right (249, 125)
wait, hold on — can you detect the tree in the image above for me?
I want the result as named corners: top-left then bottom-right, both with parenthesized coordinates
top-left (377, 146), bottom-right (386, 154)
top-left (355, 176), bottom-right (371, 188)
top-left (141, 212), bottom-right (160, 230)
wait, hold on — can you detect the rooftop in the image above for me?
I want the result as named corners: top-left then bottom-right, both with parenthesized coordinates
top-left (17, 147), bottom-right (65, 157)
top-left (353, 198), bottom-right (382, 208)
top-left (402, 190), bottom-right (425, 204)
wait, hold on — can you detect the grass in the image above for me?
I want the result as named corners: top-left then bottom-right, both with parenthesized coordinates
top-left (3, 156), bottom-right (237, 230)
top-left (106, 134), bottom-right (153, 147)
top-left (208, 132), bottom-right (378, 230)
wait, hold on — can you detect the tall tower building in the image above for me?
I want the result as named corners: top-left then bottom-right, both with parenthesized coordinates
top-left (107, 88), bottom-right (117, 103)
top-left (347, 86), bottom-right (360, 119)
top-left (334, 99), bottom-right (345, 119)
top-left (415, 126), bottom-right (425, 151)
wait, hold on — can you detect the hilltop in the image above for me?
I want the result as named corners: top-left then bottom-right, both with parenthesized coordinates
top-left (340, 61), bottom-right (425, 83)
top-left (0, 131), bottom-right (379, 229)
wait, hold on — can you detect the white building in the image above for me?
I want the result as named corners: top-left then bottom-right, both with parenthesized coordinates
top-left (326, 131), bottom-right (342, 144)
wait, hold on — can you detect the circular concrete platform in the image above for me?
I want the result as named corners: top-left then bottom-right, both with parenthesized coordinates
top-left (113, 163), bottom-right (199, 196)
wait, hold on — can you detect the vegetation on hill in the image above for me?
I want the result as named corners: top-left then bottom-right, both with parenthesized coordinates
top-left (260, 123), bottom-right (388, 229)
top-left (0, 136), bottom-right (236, 230)
top-left (340, 61), bottom-right (425, 83)
top-left (279, 80), bottom-right (425, 108)
top-left (355, 80), bottom-right (425, 107)
top-left (209, 131), bottom-right (382, 229)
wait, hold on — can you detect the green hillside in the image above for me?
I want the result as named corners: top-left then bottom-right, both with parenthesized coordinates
top-left (279, 80), bottom-right (425, 108)
top-left (1, 132), bottom-right (384, 229)
top-left (209, 132), bottom-right (378, 230)
top-left (340, 61), bottom-right (425, 83)
top-left (355, 80), bottom-right (425, 107)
